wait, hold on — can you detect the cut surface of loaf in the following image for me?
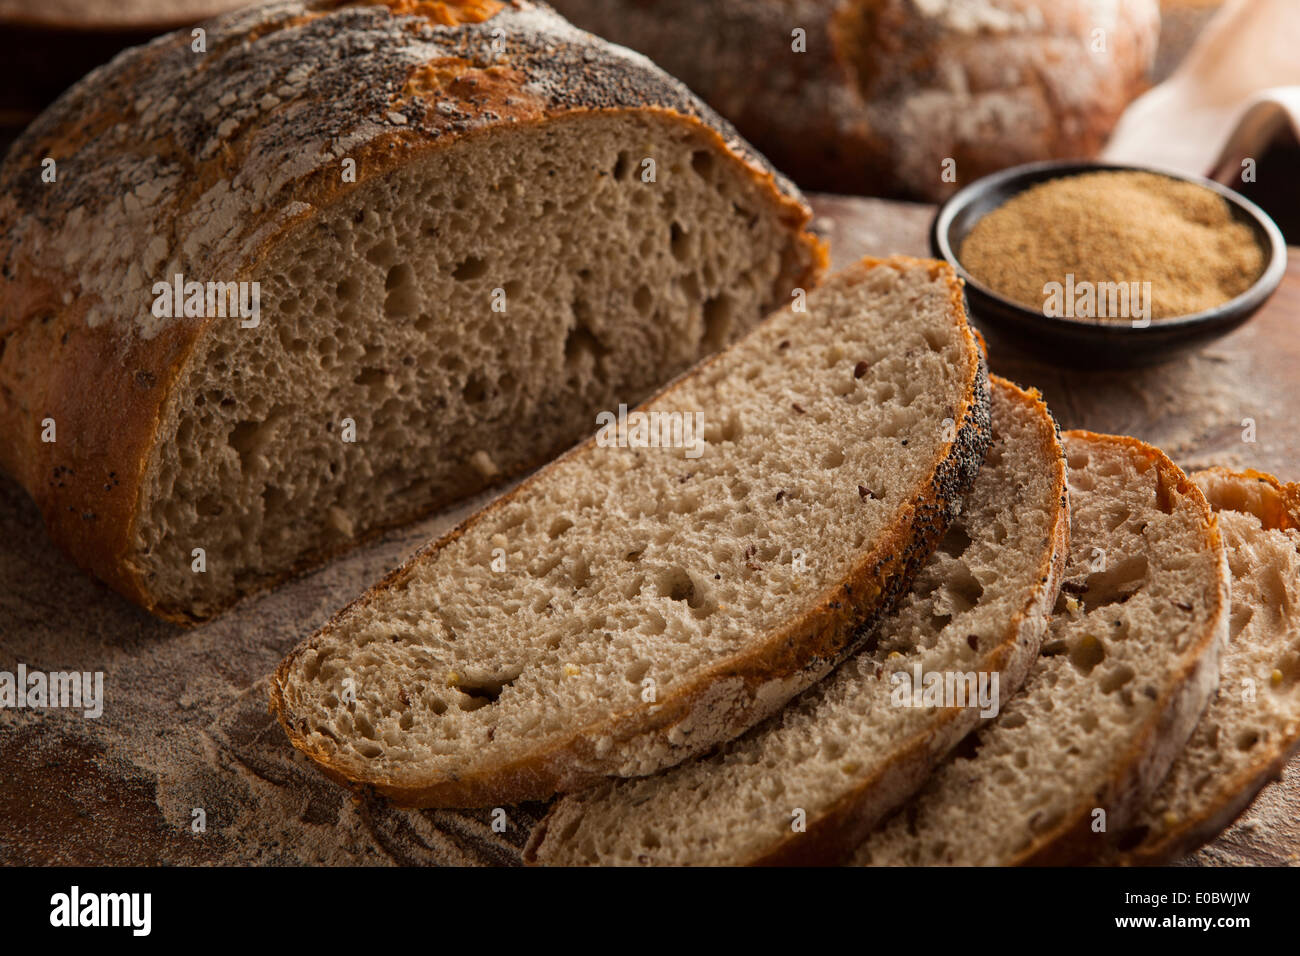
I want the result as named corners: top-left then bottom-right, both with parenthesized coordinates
top-left (0, 0), bottom-right (824, 622)
top-left (855, 431), bottom-right (1229, 866)
top-left (524, 376), bottom-right (1067, 865)
top-left (270, 256), bottom-right (991, 807)
top-left (1113, 468), bottom-right (1300, 864)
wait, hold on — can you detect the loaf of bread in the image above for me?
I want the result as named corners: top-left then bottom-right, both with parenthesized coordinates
top-left (1113, 468), bottom-right (1300, 864)
top-left (0, 1), bottom-right (246, 132)
top-left (270, 256), bottom-right (991, 808)
top-left (524, 376), bottom-right (1067, 865)
top-left (855, 431), bottom-right (1229, 865)
top-left (549, 0), bottom-right (1161, 200)
top-left (0, 0), bottom-right (240, 28)
top-left (0, 0), bottom-right (825, 622)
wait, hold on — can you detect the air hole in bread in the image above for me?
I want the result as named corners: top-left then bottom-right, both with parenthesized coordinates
top-left (1104, 506), bottom-right (1132, 533)
top-left (563, 323), bottom-right (606, 371)
top-left (670, 221), bottom-right (689, 261)
top-left (717, 412), bottom-right (743, 443)
top-left (625, 659), bottom-right (651, 683)
top-left (1068, 634), bottom-right (1105, 675)
top-left (937, 564), bottom-right (984, 613)
top-left (691, 150), bottom-right (713, 178)
top-left (613, 151), bottom-right (632, 180)
top-left (197, 494), bottom-right (223, 518)
top-left (657, 566), bottom-right (705, 609)
top-left (353, 366), bottom-right (389, 389)
top-left (938, 524), bottom-right (973, 559)
top-left (952, 729), bottom-right (983, 762)
top-left (702, 294), bottom-right (733, 349)
top-left (452, 255), bottom-right (488, 281)
top-left (454, 667), bottom-right (523, 706)
top-left (1236, 729), bottom-right (1260, 751)
top-left (383, 264), bottom-right (419, 316)
top-left (1099, 663), bottom-right (1136, 694)
top-left (531, 554), bottom-right (563, 578)
top-left (1081, 554), bottom-right (1149, 611)
top-left (462, 374), bottom-right (493, 405)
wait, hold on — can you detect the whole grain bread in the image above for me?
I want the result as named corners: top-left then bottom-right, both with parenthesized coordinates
top-left (0, 0), bottom-right (241, 29)
top-left (549, 0), bottom-right (1160, 200)
top-left (854, 431), bottom-right (1229, 866)
top-left (0, 1), bottom-right (248, 128)
top-left (270, 255), bottom-right (991, 808)
top-left (1111, 467), bottom-right (1300, 864)
top-left (0, 0), bottom-right (826, 623)
top-left (524, 376), bottom-right (1067, 865)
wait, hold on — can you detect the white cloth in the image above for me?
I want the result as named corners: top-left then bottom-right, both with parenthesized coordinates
top-left (1103, 0), bottom-right (1300, 183)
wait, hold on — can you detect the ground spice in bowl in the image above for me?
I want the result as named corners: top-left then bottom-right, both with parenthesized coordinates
top-left (958, 171), bottom-right (1265, 322)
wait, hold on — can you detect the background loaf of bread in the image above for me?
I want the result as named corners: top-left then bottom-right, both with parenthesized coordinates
top-left (550, 0), bottom-right (1160, 200)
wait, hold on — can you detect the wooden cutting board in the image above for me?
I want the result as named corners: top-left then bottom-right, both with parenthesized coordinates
top-left (1, 195), bottom-right (1296, 866)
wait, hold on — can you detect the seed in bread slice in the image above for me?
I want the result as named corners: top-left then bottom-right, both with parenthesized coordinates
top-left (854, 431), bottom-right (1230, 866)
top-left (523, 376), bottom-right (1068, 865)
top-left (269, 256), bottom-right (991, 808)
top-left (1111, 468), bottom-right (1300, 864)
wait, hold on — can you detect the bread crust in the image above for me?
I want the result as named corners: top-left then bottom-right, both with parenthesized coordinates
top-left (1113, 467), bottom-right (1300, 866)
top-left (1007, 431), bottom-right (1230, 866)
top-left (270, 255), bottom-right (991, 807)
top-left (548, 0), bottom-right (1160, 200)
top-left (0, 0), bottom-right (826, 623)
top-left (0, 0), bottom-right (244, 30)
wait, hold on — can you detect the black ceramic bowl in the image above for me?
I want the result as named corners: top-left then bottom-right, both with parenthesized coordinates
top-left (930, 160), bottom-right (1288, 368)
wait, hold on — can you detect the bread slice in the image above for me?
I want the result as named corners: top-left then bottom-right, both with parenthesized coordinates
top-left (854, 431), bottom-right (1230, 866)
top-left (270, 256), bottom-right (991, 808)
top-left (1111, 468), bottom-right (1300, 864)
top-left (523, 376), bottom-right (1067, 865)
top-left (0, 0), bottom-right (825, 623)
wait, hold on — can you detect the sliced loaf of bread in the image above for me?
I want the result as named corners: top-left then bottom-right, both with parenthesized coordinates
top-left (1112, 468), bottom-right (1300, 864)
top-left (0, 0), bottom-right (825, 622)
top-left (524, 376), bottom-right (1068, 865)
top-left (270, 256), bottom-right (990, 808)
top-left (854, 431), bottom-right (1230, 866)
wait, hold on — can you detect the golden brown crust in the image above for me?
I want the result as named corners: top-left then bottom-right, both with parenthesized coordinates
top-left (270, 255), bottom-right (991, 808)
top-left (0, 0), bottom-right (825, 623)
top-left (1006, 430), bottom-right (1230, 866)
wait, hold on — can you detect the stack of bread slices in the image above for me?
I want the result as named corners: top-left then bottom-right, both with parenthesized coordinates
top-left (270, 250), bottom-right (1300, 867)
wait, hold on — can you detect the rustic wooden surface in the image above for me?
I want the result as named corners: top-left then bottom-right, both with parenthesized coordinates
top-left (1, 194), bottom-right (1296, 866)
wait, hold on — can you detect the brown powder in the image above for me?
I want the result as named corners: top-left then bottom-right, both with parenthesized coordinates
top-left (959, 171), bottom-right (1265, 321)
